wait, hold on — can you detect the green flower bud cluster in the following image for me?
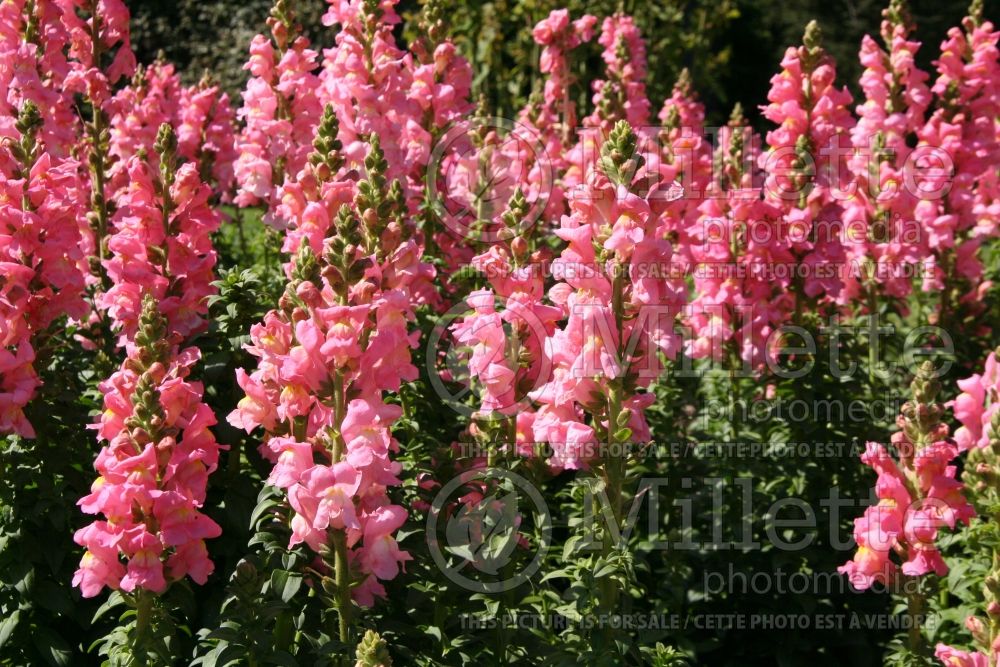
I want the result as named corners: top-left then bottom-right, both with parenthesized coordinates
top-left (123, 295), bottom-right (174, 447)
top-left (898, 361), bottom-right (946, 455)
top-left (309, 105), bottom-right (345, 178)
top-left (354, 629), bottom-right (392, 667)
top-left (12, 101), bottom-right (43, 187)
top-left (599, 120), bottom-right (644, 187)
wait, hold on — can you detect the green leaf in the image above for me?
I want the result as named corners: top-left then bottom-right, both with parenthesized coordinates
top-left (92, 591), bottom-right (126, 623)
top-left (562, 535), bottom-right (581, 561)
top-left (31, 626), bottom-right (73, 667)
top-left (0, 609), bottom-right (20, 648)
top-left (613, 427), bottom-right (633, 443)
top-left (269, 569), bottom-right (302, 603)
top-left (594, 562), bottom-right (618, 579)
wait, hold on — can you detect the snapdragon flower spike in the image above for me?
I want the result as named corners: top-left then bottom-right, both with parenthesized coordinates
top-left (234, 0), bottom-right (323, 218)
top-left (965, 2), bottom-right (1000, 263)
top-left (56, 0), bottom-right (135, 108)
top-left (101, 123), bottom-right (221, 347)
top-left (0, 0), bottom-right (79, 156)
top-left (176, 76), bottom-right (238, 198)
top-left (951, 349), bottom-right (1000, 452)
top-left (0, 0), bottom-right (107, 299)
top-left (73, 294), bottom-right (222, 597)
top-left (391, 0), bottom-right (482, 300)
top-left (0, 101), bottom-right (87, 436)
top-left (107, 61), bottom-right (183, 194)
top-left (491, 9), bottom-right (597, 239)
top-left (583, 14), bottom-right (651, 130)
top-left (319, 0), bottom-right (464, 280)
top-left (275, 104), bottom-right (350, 257)
top-left (54, 0), bottom-right (137, 293)
top-left (564, 14), bottom-right (653, 193)
top-left (452, 189), bottom-right (561, 459)
top-left (760, 21), bottom-right (854, 308)
top-left (230, 130), bottom-right (415, 607)
top-left (914, 6), bottom-right (1000, 325)
top-left (841, 0), bottom-right (930, 307)
top-left (319, 0), bottom-right (419, 180)
top-left (839, 362), bottom-right (975, 590)
top-left (529, 121), bottom-right (683, 470)
top-left (407, 0), bottom-right (474, 138)
top-left (941, 347), bottom-right (1000, 667)
top-left (651, 70), bottom-right (713, 287)
top-left (687, 105), bottom-right (789, 368)
top-left (314, 0), bottom-right (475, 310)
top-left (107, 62), bottom-right (238, 200)
top-left (522, 9), bottom-right (597, 157)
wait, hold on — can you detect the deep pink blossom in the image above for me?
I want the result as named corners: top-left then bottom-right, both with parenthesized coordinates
top-left (0, 106), bottom-right (87, 437)
top-left (74, 338), bottom-right (224, 597)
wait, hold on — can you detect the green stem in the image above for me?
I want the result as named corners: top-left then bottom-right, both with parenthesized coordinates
top-left (87, 0), bottom-right (109, 281)
top-left (865, 283), bottom-right (879, 385)
top-left (329, 371), bottom-right (352, 649)
top-left (728, 342), bottom-right (741, 443)
top-left (225, 434), bottom-right (243, 484)
top-left (133, 590), bottom-right (153, 665)
top-left (332, 530), bottom-right (352, 646)
top-left (938, 249), bottom-right (952, 333)
top-left (600, 266), bottom-right (627, 616)
top-left (904, 575), bottom-right (927, 656)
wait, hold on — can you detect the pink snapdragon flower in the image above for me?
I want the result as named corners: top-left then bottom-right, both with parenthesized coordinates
top-left (450, 198), bottom-right (561, 424)
top-left (176, 79), bottom-right (238, 197)
top-left (760, 23), bottom-right (855, 309)
top-left (523, 9), bottom-right (597, 159)
top-left (52, 0), bottom-right (138, 299)
top-left (841, 3), bottom-right (931, 305)
top-left (74, 316), bottom-right (223, 597)
top-left (56, 0), bottom-right (135, 108)
top-left (840, 366), bottom-right (975, 590)
top-left (934, 644), bottom-right (989, 667)
top-left (913, 12), bottom-right (999, 326)
top-left (100, 126), bottom-right (221, 347)
top-left (75, 122), bottom-right (223, 599)
top-left (0, 0), bottom-right (79, 156)
top-left (527, 122), bottom-right (686, 470)
top-left (104, 61), bottom-right (236, 200)
top-left (0, 102), bottom-right (87, 437)
top-left (107, 61), bottom-right (182, 193)
top-left (319, 0), bottom-right (418, 177)
top-left (951, 351), bottom-right (1000, 451)
top-left (230, 119), bottom-right (417, 606)
top-left (583, 14), bottom-right (650, 130)
top-left (687, 106), bottom-right (789, 369)
top-left (234, 5), bottom-right (322, 217)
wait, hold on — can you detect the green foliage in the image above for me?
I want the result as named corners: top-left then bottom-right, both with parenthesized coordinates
top-left (0, 319), bottom-right (106, 666)
top-left (129, 0), bottom-right (976, 125)
top-left (398, 0), bottom-right (737, 120)
top-left (130, 0), bottom-right (331, 97)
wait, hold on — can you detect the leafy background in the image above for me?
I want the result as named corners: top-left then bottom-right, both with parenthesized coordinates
top-left (127, 0), bottom-right (988, 125)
